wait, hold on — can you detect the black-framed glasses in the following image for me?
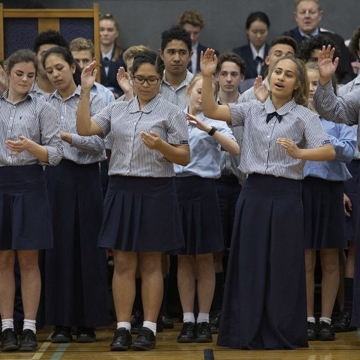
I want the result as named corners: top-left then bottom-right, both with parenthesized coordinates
top-left (132, 76), bottom-right (160, 86)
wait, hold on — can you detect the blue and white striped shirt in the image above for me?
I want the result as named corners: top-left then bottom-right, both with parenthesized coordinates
top-left (0, 91), bottom-right (63, 166)
top-left (93, 93), bottom-right (189, 177)
top-left (229, 97), bottom-right (330, 179)
top-left (48, 86), bottom-right (106, 164)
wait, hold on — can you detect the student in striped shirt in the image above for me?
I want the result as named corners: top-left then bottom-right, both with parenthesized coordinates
top-left (0, 49), bottom-right (63, 352)
top-left (200, 49), bottom-right (335, 350)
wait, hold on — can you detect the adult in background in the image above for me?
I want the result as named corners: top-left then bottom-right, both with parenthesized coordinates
top-left (282, 0), bottom-right (354, 84)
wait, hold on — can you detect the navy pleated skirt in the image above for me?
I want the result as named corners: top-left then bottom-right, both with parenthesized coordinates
top-left (303, 176), bottom-right (346, 249)
top-left (0, 165), bottom-right (53, 250)
top-left (217, 174), bottom-right (308, 350)
top-left (344, 160), bottom-right (360, 242)
top-left (44, 160), bottom-right (110, 327)
top-left (98, 176), bottom-right (184, 253)
top-left (175, 176), bottom-right (225, 255)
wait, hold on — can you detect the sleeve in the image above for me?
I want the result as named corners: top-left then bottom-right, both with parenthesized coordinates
top-left (71, 94), bottom-right (106, 154)
top-left (38, 102), bottom-right (63, 166)
top-left (228, 102), bottom-right (252, 127)
top-left (304, 114), bottom-right (331, 149)
top-left (314, 81), bottom-right (360, 126)
top-left (167, 109), bottom-right (189, 145)
top-left (328, 124), bottom-right (356, 163)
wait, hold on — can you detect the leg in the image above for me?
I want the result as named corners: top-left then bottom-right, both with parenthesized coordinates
top-left (110, 250), bottom-right (137, 352)
top-left (318, 248), bottom-right (339, 341)
top-left (177, 255), bottom-right (197, 343)
top-left (17, 250), bottom-right (40, 321)
top-left (0, 250), bottom-right (16, 320)
top-left (130, 252), bottom-right (163, 351)
top-left (112, 250), bottom-right (138, 323)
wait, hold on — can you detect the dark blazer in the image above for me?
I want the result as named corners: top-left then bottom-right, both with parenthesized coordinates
top-left (100, 50), bottom-right (126, 98)
top-left (283, 27), bottom-right (355, 85)
top-left (188, 43), bottom-right (219, 74)
top-left (232, 43), bottom-right (269, 80)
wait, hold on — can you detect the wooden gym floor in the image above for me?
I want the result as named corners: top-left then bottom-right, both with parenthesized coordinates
top-left (1, 322), bottom-right (360, 360)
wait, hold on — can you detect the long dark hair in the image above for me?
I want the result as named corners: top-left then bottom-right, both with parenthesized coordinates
top-left (41, 46), bottom-right (81, 86)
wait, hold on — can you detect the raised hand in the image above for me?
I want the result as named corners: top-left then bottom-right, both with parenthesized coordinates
top-left (81, 60), bottom-right (97, 90)
top-left (200, 48), bottom-right (218, 76)
top-left (116, 67), bottom-right (133, 97)
top-left (186, 113), bottom-right (211, 132)
top-left (254, 76), bottom-right (269, 103)
top-left (318, 45), bottom-right (339, 85)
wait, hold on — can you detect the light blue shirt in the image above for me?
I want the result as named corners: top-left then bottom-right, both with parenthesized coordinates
top-left (91, 82), bottom-right (115, 105)
top-left (304, 118), bottom-right (356, 181)
top-left (174, 111), bottom-right (235, 179)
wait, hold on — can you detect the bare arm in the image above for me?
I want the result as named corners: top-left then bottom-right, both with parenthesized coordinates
top-left (276, 139), bottom-right (335, 161)
top-left (200, 49), bottom-right (231, 122)
top-left (187, 113), bottom-right (239, 155)
top-left (77, 61), bottom-right (103, 136)
top-left (140, 131), bottom-right (190, 166)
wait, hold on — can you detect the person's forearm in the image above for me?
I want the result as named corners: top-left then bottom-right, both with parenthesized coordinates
top-left (298, 144), bottom-right (335, 161)
top-left (158, 143), bottom-right (190, 166)
top-left (77, 87), bottom-right (93, 135)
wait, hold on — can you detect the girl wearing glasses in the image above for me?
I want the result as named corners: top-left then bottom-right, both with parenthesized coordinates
top-left (77, 51), bottom-right (190, 351)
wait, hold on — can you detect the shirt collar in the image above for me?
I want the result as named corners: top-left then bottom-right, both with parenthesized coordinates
top-left (129, 93), bottom-right (162, 114)
top-left (264, 97), bottom-right (297, 117)
top-left (162, 70), bottom-right (193, 90)
top-left (50, 85), bottom-right (81, 101)
top-left (299, 27), bottom-right (319, 38)
top-left (1, 89), bottom-right (33, 102)
top-left (250, 42), bottom-right (266, 60)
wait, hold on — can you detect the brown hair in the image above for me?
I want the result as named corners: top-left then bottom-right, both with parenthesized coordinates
top-left (99, 13), bottom-right (124, 60)
top-left (178, 10), bottom-right (205, 29)
top-left (123, 45), bottom-right (152, 63)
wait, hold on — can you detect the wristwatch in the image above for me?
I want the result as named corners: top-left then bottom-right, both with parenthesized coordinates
top-left (208, 126), bottom-right (218, 136)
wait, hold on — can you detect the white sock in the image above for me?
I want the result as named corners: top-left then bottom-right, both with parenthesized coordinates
top-left (197, 313), bottom-right (209, 323)
top-left (117, 322), bottom-right (131, 331)
top-left (23, 319), bottom-right (36, 333)
top-left (142, 321), bottom-right (157, 335)
top-left (183, 312), bottom-right (195, 323)
top-left (320, 317), bottom-right (331, 325)
top-left (2, 318), bottom-right (14, 332)
top-left (307, 317), bottom-right (316, 324)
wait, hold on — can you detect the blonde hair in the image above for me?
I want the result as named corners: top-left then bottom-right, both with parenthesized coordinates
top-left (69, 37), bottom-right (94, 58)
top-left (123, 45), bottom-right (152, 63)
top-left (186, 73), bottom-right (219, 99)
top-left (268, 56), bottom-right (309, 106)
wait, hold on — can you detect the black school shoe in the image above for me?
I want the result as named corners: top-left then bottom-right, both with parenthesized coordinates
top-left (0, 328), bottom-right (19, 352)
top-left (76, 327), bottom-right (96, 343)
top-left (195, 322), bottom-right (213, 343)
top-left (51, 326), bottom-right (73, 343)
top-left (110, 328), bottom-right (132, 351)
top-left (318, 321), bottom-right (335, 341)
top-left (177, 322), bottom-right (196, 343)
top-left (130, 327), bottom-right (156, 351)
top-left (332, 312), bottom-right (356, 332)
top-left (307, 321), bottom-right (317, 341)
top-left (19, 329), bottom-right (38, 351)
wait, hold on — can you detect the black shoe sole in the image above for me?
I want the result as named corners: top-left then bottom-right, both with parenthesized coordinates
top-left (130, 343), bottom-right (155, 351)
top-left (195, 337), bottom-right (213, 343)
top-left (110, 345), bottom-right (130, 351)
top-left (19, 345), bottom-right (38, 351)
top-left (51, 337), bottom-right (72, 343)
top-left (177, 337), bottom-right (195, 343)
top-left (1, 344), bottom-right (19, 352)
top-left (76, 336), bottom-right (96, 343)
